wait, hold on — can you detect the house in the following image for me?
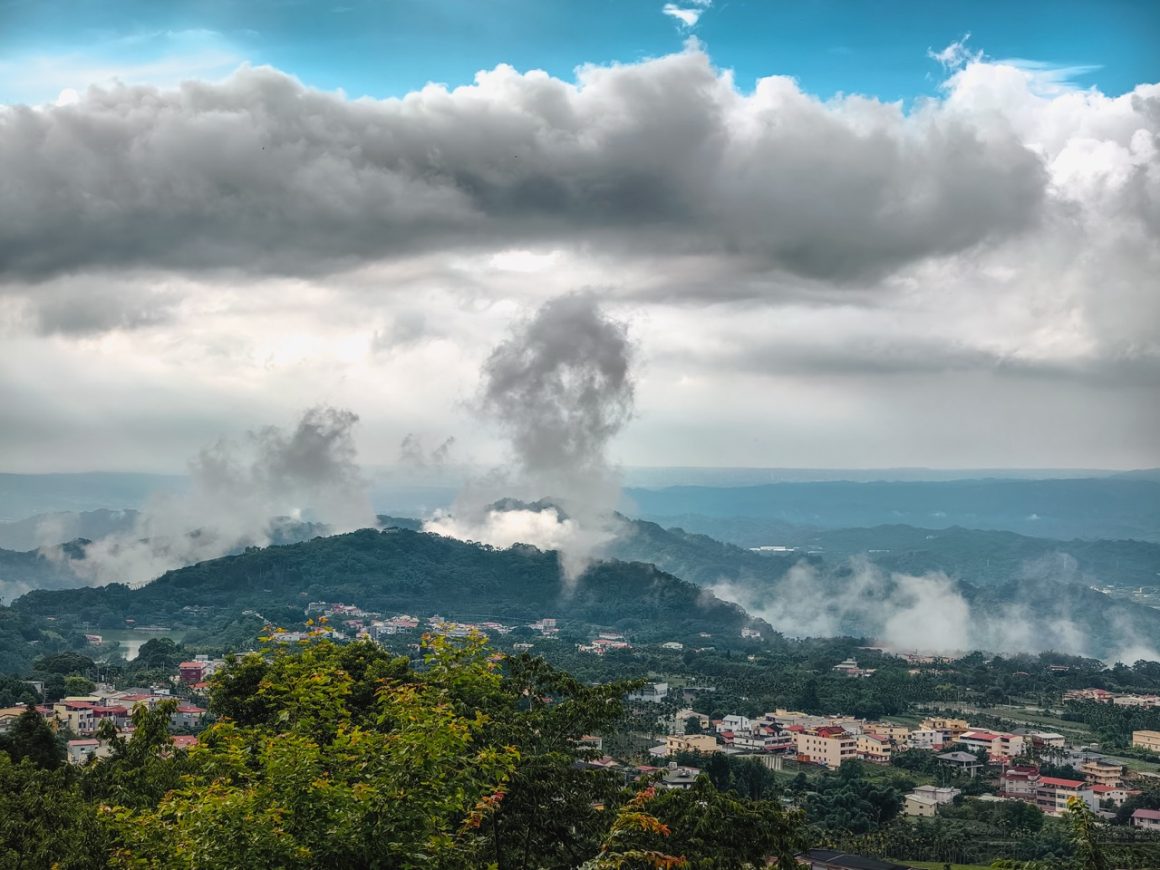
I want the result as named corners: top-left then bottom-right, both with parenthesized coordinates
top-left (1132, 730), bottom-right (1160, 753)
top-left (171, 704), bottom-right (206, 729)
top-left (919, 716), bottom-right (969, 740)
top-left (796, 849), bottom-right (918, 870)
top-left (906, 728), bottom-right (945, 751)
top-left (178, 661), bottom-right (210, 684)
top-left (857, 733), bottom-right (893, 764)
top-left (52, 700), bottom-right (96, 735)
top-left (1029, 731), bottom-right (1067, 750)
top-left (171, 735), bottom-right (198, 751)
top-left (937, 751), bottom-right (983, 778)
top-left (1001, 765), bottom-right (1041, 800)
top-left (66, 738), bottom-right (111, 765)
top-left (958, 729), bottom-right (1026, 760)
top-left (904, 785), bottom-right (959, 816)
top-left (0, 706), bottom-right (28, 733)
top-left (1131, 808), bottom-right (1160, 830)
top-left (1081, 759), bottom-right (1123, 787)
top-left (719, 714), bottom-right (751, 733)
top-left (832, 658), bottom-right (875, 678)
top-left (627, 682), bottom-right (669, 703)
top-left (660, 641), bottom-right (683, 650)
top-left (795, 729), bottom-right (858, 768)
top-left (1035, 776), bottom-right (1098, 816)
top-left (1091, 784), bottom-right (1136, 806)
top-left (658, 762), bottom-right (701, 790)
top-left (673, 709), bottom-right (710, 733)
top-left (866, 722), bottom-right (910, 743)
top-left (661, 734), bottom-right (720, 756)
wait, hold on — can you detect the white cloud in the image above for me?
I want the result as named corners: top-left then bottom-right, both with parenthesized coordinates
top-left (0, 46), bottom-right (1157, 472)
top-left (662, 3), bottom-right (707, 28)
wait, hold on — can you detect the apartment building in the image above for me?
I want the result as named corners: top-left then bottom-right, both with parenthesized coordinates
top-left (795, 728), bottom-right (858, 768)
top-left (1034, 776), bottom-right (1098, 816)
top-left (1132, 730), bottom-right (1160, 753)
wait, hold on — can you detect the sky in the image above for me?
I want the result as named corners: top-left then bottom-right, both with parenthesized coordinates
top-left (1, 0), bottom-right (1158, 473)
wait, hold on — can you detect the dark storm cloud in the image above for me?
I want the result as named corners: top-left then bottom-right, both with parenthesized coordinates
top-left (0, 49), bottom-right (1046, 286)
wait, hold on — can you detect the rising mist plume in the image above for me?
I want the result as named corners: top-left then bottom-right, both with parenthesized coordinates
top-left (64, 407), bottom-right (375, 586)
top-left (424, 292), bottom-right (634, 579)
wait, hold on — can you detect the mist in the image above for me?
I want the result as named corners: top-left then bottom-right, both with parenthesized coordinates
top-left (709, 555), bottom-right (1160, 665)
top-left (424, 292), bottom-right (635, 579)
top-left (60, 407), bottom-right (375, 587)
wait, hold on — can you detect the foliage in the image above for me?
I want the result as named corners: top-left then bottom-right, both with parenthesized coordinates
top-left (0, 704), bottom-right (64, 769)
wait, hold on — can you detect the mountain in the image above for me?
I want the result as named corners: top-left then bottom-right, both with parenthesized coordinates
top-left (0, 542), bottom-right (85, 603)
top-left (625, 477), bottom-right (1160, 542)
top-left (11, 528), bottom-right (763, 644)
top-left (0, 508), bottom-right (140, 551)
top-left (0, 473), bottom-right (182, 522)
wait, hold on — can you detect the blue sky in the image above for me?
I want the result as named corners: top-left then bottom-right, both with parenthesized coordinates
top-left (2, 0), bottom-right (1157, 105)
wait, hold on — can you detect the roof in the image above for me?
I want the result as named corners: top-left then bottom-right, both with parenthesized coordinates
top-left (1133, 809), bottom-right (1160, 821)
top-left (938, 751), bottom-right (980, 762)
top-left (1039, 776), bottom-right (1086, 788)
top-left (960, 730), bottom-right (1002, 740)
top-left (67, 739), bottom-right (100, 746)
top-left (797, 849), bottom-right (914, 870)
top-left (178, 661), bottom-right (208, 669)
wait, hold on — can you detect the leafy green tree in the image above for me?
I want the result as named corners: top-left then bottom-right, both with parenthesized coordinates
top-left (0, 705), bottom-right (64, 769)
top-left (0, 752), bottom-right (108, 868)
top-left (33, 651), bottom-right (95, 675)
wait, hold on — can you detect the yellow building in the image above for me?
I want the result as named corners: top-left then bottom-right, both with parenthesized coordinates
top-left (857, 734), bottom-right (894, 763)
top-left (664, 734), bottom-right (720, 755)
top-left (866, 722), bottom-right (910, 743)
top-left (920, 716), bottom-right (969, 739)
top-left (1132, 730), bottom-right (1160, 753)
top-left (1081, 759), bottom-right (1123, 787)
top-left (795, 730), bottom-right (858, 768)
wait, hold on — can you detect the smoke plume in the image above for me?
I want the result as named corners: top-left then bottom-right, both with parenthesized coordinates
top-left (67, 407), bottom-right (375, 586)
top-left (424, 292), bottom-right (634, 579)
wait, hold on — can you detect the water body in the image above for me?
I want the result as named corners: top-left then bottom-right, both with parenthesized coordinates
top-left (97, 628), bottom-right (186, 662)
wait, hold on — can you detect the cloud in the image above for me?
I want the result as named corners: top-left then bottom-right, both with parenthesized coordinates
top-left (662, 2), bottom-right (711, 28)
top-left (709, 556), bottom-right (1160, 663)
top-left (928, 33), bottom-right (981, 71)
top-left (0, 47), bottom-right (1048, 287)
top-left (65, 407), bottom-right (375, 586)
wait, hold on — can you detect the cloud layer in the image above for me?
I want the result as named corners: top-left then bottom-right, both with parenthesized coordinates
top-left (0, 45), bottom-right (1157, 472)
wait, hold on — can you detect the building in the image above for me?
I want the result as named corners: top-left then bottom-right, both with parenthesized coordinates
top-left (658, 762), bottom-right (701, 790)
top-left (0, 706), bottom-right (27, 733)
top-left (1001, 765), bottom-right (1042, 800)
top-left (906, 728), bottom-right (945, 751)
top-left (796, 850), bottom-right (918, 870)
top-left (1035, 776), bottom-right (1098, 816)
top-left (832, 658), bottom-right (875, 678)
top-left (795, 729), bottom-right (858, 768)
top-left (673, 709), bottom-right (710, 733)
top-left (627, 683), bottom-right (669, 703)
top-left (1091, 784), bottom-right (1137, 807)
top-left (1132, 730), bottom-right (1160, 753)
top-left (718, 714), bottom-right (752, 733)
top-left (919, 716), bottom-right (969, 740)
top-left (857, 733), bottom-right (893, 764)
top-left (903, 785), bottom-right (960, 817)
top-left (958, 730), bottom-right (1026, 760)
top-left (661, 734), bottom-right (720, 756)
top-left (1081, 759), bottom-right (1123, 787)
top-left (52, 700), bottom-right (96, 735)
top-left (937, 751), bottom-right (983, 778)
top-left (1131, 809), bottom-right (1160, 831)
top-left (866, 722), bottom-right (910, 743)
top-left (1029, 731), bottom-right (1066, 750)
top-left (66, 738), bottom-right (111, 765)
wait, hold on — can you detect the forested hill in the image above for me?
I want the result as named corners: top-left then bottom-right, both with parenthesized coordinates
top-left (12, 528), bottom-right (763, 642)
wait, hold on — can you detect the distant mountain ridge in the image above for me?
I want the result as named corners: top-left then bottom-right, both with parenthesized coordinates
top-left (626, 477), bottom-right (1160, 542)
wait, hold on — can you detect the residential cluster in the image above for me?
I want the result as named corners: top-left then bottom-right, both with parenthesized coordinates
top-left (626, 698), bottom-right (1160, 822)
top-left (1064, 687), bottom-right (1160, 707)
top-left (0, 683), bottom-right (207, 766)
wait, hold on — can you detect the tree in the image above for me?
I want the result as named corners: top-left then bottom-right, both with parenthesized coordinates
top-left (0, 705), bottom-right (64, 769)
